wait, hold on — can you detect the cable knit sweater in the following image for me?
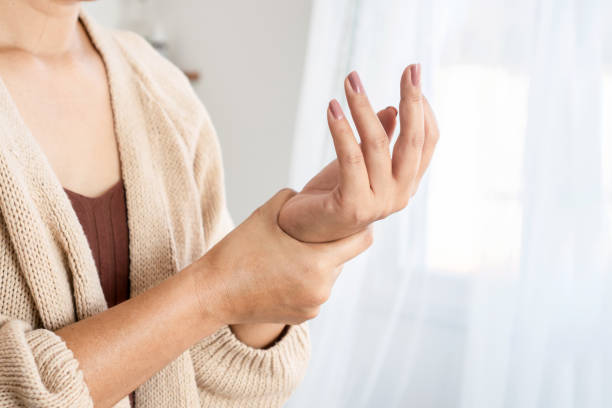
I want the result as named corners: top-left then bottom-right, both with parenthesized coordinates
top-left (0, 10), bottom-right (310, 408)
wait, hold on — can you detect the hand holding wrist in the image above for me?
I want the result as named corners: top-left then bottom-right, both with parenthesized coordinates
top-left (190, 189), bottom-right (372, 329)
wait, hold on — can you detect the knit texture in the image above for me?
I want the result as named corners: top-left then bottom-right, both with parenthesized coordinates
top-left (0, 9), bottom-right (310, 408)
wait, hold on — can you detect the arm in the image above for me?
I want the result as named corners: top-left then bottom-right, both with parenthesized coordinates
top-left (0, 264), bottom-right (216, 408)
top-left (54, 264), bottom-right (218, 408)
top-left (45, 189), bottom-right (371, 408)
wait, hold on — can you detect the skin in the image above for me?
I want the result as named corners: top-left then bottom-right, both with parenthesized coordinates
top-left (0, 0), bottom-right (120, 198)
top-left (279, 68), bottom-right (440, 243)
top-left (0, 1), bottom-right (438, 407)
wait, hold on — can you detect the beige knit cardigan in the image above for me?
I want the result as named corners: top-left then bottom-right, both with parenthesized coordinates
top-left (0, 10), bottom-right (310, 408)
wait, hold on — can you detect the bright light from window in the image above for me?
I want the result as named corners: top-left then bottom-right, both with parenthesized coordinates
top-left (425, 65), bottom-right (527, 275)
top-left (603, 74), bottom-right (612, 250)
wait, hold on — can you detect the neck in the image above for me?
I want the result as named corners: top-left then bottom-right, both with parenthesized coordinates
top-left (0, 0), bottom-right (82, 56)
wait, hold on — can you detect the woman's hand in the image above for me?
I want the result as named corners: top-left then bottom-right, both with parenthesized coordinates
top-left (194, 188), bottom-right (373, 326)
top-left (278, 64), bottom-right (439, 243)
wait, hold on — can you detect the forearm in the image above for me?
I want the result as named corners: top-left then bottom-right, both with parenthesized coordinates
top-left (55, 264), bottom-right (221, 408)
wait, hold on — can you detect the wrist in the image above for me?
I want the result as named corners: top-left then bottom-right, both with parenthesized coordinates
top-left (183, 257), bottom-right (228, 333)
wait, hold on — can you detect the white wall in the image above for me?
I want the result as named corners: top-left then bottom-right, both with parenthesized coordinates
top-left (81, 0), bottom-right (123, 27)
top-left (86, 1), bottom-right (314, 223)
top-left (157, 1), bottom-right (313, 223)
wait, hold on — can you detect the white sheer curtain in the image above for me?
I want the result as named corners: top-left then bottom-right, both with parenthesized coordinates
top-left (286, 1), bottom-right (612, 407)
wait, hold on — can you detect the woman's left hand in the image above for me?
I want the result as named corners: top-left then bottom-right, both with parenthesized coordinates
top-left (278, 64), bottom-right (439, 243)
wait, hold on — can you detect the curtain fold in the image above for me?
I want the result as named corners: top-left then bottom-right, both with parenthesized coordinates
top-left (287, 1), bottom-right (611, 407)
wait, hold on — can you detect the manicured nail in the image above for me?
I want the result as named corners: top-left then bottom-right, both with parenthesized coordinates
top-left (348, 71), bottom-right (364, 93)
top-left (387, 106), bottom-right (398, 117)
top-left (410, 63), bottom-right (421, 87)
top-left (329, 99), bottom-right (344, 120)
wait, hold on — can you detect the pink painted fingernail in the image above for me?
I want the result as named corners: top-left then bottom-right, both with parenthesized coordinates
top-left (348, 71), bottom-right (364, 93)
top-left (329, 99), bottom-right (344, 120)
top-left (410, 64), bottom-right (421, 87)
top-left (387, 106), bottom-right (398, 116)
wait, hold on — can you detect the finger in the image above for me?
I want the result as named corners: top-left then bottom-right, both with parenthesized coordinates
top-left (345, 71), bottom-right (392, 193)
top-left (411, 96), bottom-right (440, 194)
top-left (327, 99), bottom-right (370, 197)
top-left (377, 106), bottom-right (398, 140)
top-left (392, 64), bottom-right (425, 187)
top-left (262, 188), bottom-right (298, 220)
top-left (314, 225), bottom-right (374, 266)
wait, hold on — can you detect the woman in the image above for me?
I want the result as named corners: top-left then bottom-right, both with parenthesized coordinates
top-left (0, 1), bottom-right (438, 407)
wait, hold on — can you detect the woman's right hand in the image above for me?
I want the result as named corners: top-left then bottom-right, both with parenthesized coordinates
top-left (193, 188), bottom-right (373, 326)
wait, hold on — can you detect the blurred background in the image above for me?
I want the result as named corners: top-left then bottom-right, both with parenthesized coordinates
top-left (85, 1), bottom-right (612, 407)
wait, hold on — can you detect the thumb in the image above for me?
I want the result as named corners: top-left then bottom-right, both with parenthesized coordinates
top-left (259, 188), bottom-right (298, 221)
top-left (316, 225), bottom-right (374, 266)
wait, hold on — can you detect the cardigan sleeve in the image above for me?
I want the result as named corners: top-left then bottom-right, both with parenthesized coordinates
top-left (188, 112), bottom-right (311, 407)
top-left (0, 316), bottom-right (94, 407)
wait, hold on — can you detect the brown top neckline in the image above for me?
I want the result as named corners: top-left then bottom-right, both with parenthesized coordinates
top-left (63, 178), bottom-right (133, 406)
top-left (64, 180), bottom-right (123, 201)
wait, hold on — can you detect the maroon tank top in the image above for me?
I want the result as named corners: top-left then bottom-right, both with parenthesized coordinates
top-left (64, 180), bottom-right (135, 406)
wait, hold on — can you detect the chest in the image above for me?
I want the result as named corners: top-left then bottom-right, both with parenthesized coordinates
top-left (0, 51), bottom-right (120, 197)
top-left (0, 43), bottom-right (210, 328)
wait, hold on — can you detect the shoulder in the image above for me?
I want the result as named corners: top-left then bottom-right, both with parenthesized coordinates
top-left (111, 29), bottom-right (209, 135)
top-left (111, 30), bottom-right (193, 103)
top-left (80, 11), bottom-right (220, 160)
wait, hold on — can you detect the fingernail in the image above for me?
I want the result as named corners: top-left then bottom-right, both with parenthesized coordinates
top-left (410, 63), bottom-right (421, 87)
top-left (329, 99), bottom-right (344, 120)
top-left (348, 71), bottom-right (364, 93)
top-left (387, 106), bottom-right (398, 117)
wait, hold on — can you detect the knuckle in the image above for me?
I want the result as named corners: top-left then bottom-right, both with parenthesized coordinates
top-left (407, 92), bottom-right (422, 104)
top-left (342, 150), bottom-right (364, 166)
top-left (366, 134), bottom-right (390, 151)
top-left (410, 132), bottom-right (425, 149)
